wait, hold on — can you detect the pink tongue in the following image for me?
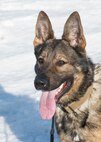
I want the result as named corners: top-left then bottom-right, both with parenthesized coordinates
top-left (40, 89), bottom-right (58, 120)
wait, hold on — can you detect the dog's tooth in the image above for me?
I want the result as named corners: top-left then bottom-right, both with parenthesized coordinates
top-left (56, 91), bottom-right (58, 95)
top-left (58, 88), bottom-right (60, 91)
top-left (56, 83), bottom-right (64, 95)
top-left (60, 83), bottom-right (64, 89)
top-left (58, 88), bottom-right (61, 91)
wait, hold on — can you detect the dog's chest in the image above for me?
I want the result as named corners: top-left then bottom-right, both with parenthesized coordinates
top-left (55, 106), bottom-right (88, 142)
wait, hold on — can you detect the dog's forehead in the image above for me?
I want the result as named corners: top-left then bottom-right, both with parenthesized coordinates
top-left (46, 39), bottom-right (69, 49)
top-left (41, 39), bottom-right (74, 57)
top-left (36, 39), bottom-right (77, 62)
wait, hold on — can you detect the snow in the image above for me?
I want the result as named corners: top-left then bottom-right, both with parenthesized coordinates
top-left (0, 0), bottom-right (101, 142)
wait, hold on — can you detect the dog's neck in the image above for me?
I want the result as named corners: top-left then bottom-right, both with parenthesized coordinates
top-left (57, 85), bottom-right (93, 114)
top-left (58, 60), bottom-right (94, 109)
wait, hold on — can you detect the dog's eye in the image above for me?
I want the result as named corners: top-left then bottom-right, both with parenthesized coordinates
top-left (38, 58), bottom-right (44, 64)
top-left (56, 60), bottom-right (66, 66)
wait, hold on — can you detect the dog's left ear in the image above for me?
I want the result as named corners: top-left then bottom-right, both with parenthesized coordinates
top-left (62, 11), bottom-right (86, 50)
top-left (34, 11), bottom-right (54, 47)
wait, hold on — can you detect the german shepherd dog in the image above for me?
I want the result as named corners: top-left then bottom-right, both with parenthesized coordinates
top-left (33, 11), bottom-right (101, 142)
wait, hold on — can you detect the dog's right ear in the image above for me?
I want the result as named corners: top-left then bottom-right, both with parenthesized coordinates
top-left (33, 11), bottom-right (54, 47)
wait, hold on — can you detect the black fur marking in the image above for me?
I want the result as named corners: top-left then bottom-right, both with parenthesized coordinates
top-left (50, 39), bottom-right (62, 50)
top-left (34, 42), bottom-right (46, 57)
top-left (80, 111), bottom-right (89, 128)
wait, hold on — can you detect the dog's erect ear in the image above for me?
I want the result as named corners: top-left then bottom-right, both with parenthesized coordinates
top-left (62, 11), bottom-right (86, 49)
top-left (34, 11), bottom-right (54, 47)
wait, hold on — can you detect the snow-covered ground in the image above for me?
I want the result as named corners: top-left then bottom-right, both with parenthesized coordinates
top-left (0, 0), bottom-right (101, 142)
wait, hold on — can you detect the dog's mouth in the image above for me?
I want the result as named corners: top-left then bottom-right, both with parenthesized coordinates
top-left (40, 80), bottom-right (73, 120)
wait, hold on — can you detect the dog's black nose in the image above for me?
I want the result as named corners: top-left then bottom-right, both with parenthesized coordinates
top-left (34, 76), bottom-right (48, 90)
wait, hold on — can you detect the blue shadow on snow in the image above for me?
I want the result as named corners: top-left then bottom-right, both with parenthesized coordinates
top-left (0, 85), bottom-right (53, 142)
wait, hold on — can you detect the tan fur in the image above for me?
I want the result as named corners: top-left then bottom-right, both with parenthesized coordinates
top-left (34, 37), bottom-right (43, 47)
top-left (56, 64), bottom-right (101, 142)
top-left (59, 72), bottom-right (84, 104)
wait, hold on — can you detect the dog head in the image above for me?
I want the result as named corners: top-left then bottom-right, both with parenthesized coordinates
top-left (33, 11), bottom-right (87, 119)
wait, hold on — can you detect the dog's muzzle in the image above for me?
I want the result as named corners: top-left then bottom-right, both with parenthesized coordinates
top-left (34, 76), bottom-right (49, 90)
